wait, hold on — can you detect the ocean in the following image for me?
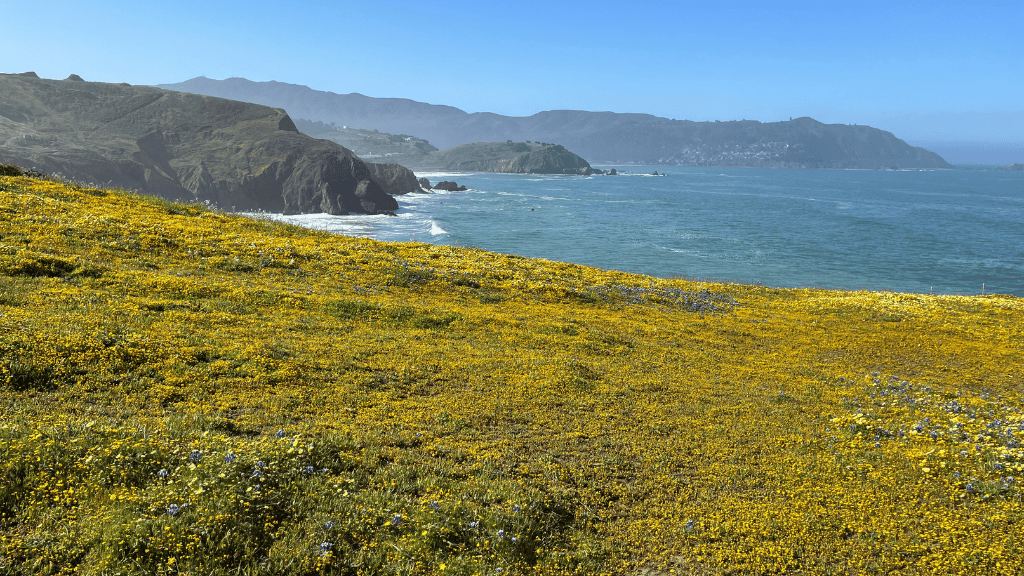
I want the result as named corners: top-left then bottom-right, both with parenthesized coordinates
top-left (262, 166), bottom-right (1024, 297)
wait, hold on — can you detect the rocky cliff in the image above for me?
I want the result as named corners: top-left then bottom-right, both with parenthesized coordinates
top-left (159, 76), bottom-right (953, 169)
top-left (0, 74), bottom-right (397, 214)
top-left (365, 162), bottom-right (424, 195)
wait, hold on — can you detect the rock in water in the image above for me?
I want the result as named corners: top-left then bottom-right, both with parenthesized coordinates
top-left (0, 73), bottom-right (397, 214)
top-left (418, 177), bottom-right (432, 190)
top-left (433, 181), bottom-right (467, 191)
top-left (364, 162), bottom-right (424, 195)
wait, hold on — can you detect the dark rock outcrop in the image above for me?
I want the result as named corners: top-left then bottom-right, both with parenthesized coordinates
top-left (0, 73), bottom-right (396, 214)
top-left (418, 177), bottom-right (431, 190)
top-left (433, 181), bottom-right (467, 192)
top-left (365, 162), bottom-right (424, 195)
top-left (65, 74), bottom-right (84, 82)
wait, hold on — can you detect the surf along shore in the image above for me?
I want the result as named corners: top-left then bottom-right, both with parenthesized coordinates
top-left (2, 167), bottom-right (1022, 574)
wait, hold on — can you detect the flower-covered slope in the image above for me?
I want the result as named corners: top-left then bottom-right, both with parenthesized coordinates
top-left (1, 171), bottom-right (1022, 575)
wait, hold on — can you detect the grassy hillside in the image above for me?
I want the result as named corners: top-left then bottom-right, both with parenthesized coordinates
top-left (1, 169), bottom-right (1022, 575)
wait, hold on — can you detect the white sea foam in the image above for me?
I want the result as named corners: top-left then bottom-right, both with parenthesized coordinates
top-left (429, 221), bottom-right (448, 235)
top-left (240, 212), bottom-right (393, 238)
top-left (417, 171), bottom-right (473, 180)
top-left (666, 247), bottom-right (710, 258)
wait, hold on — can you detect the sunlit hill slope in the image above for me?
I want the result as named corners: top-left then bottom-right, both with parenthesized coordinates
top-left (1, 168), bottom-right (1022, 575)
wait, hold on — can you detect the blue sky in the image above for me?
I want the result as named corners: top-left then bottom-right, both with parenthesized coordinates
top-left (4, 0), bottom-right (1022, 161)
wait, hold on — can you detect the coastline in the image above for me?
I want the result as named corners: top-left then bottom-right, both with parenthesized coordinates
top-left (230, 165), bottom-right (1023, 297)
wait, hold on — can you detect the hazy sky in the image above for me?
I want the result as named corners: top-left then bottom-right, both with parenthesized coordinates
top-left (4, 0), bottom-right (1021, 160)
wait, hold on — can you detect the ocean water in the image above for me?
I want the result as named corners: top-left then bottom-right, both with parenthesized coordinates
top-left (264, 166), bottom-right (1024, 297)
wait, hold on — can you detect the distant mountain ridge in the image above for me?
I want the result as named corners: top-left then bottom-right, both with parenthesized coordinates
top-left (158, 77), bottom-right (952, 170)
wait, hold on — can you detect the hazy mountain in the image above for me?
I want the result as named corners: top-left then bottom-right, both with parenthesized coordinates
top-left (0, 73), bottom-right (397, 214)
top-left (159, 77), bottom-right (952, 170)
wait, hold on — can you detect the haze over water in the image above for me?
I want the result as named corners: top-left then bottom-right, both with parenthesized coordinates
top-left (269, 167), bottom-right (1024, 297)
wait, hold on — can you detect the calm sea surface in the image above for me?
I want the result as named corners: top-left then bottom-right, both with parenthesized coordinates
top-left (267, 166), bottom-right (1024, 297)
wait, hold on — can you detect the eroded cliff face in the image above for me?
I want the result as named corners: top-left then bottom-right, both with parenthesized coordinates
top-left (365, 162), bottom-right (425, 195)
top-left (0, 74), bottom-right (397, 214)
